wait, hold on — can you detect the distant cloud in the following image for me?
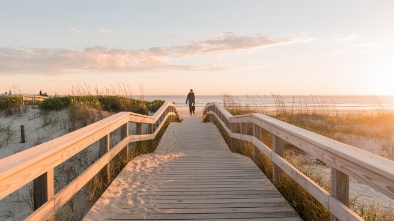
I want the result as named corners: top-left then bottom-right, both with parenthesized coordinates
top-left (329, 50), bottom-right (346, 56)
top-left (242, 61), bottom-right (274, 68)
top-left (69, 28), bottom-right (81, 33)
top-left (335, 34), bottom-right (358, 41)
top-left (98, 29), bottom-right (109, 33)
top-left (298, 54), bottom-right (315, 59)
top-left (209, 61), bottom-right (230, 70)
top-left (175, 32), bottom-right (310, 55)
top-left (0, 33), bottom-right (311, 75)
top-left (354, 43), bottom-right (377, 48)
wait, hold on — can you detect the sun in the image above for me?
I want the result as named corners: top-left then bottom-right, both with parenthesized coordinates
top-left (370, 74), bottom-right (394, 95)
top-left (368, 54), bottom-right (394, 95)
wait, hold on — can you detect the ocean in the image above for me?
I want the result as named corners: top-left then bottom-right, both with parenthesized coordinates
top-left (143, 95), bottom-right (394, 111)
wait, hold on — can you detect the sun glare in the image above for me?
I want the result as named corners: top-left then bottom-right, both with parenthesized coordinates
top-left (370, 74), bottom-right (394, 95)
top-left (369, 55), bottom-right (394, 95)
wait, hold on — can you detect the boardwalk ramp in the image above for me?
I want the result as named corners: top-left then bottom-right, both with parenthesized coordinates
top-left (84, 115), bottom-right (301, 220)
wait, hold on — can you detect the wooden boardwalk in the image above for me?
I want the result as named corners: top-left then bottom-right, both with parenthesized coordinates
top-left (84, 115), bottom-right (301, 221)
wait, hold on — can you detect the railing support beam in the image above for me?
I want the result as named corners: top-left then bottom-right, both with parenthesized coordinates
top-left (330, 168), bottom-right (349, 221)
top-left (136, 123), bottom-right (143, 135)
top-left (100, 134), bottom-right (111, 184)
top-left (230, 123), bottom-right (237, 151)
top-left (253, 124), bottom-right (260, 163)
top-left (121, 123), bottom-right (129, 161)
top-left (33, 169), bottom-right (54, 221)
top-left (273, 135), bottom-right (284, 185)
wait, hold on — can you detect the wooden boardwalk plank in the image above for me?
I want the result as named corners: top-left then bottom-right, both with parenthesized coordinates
top-left (83, 116), bottom-right (301, 221)
top-left (108, 212), bottom-right (299, 220)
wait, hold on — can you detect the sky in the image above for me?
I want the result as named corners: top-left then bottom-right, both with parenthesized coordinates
top-left (1, 1), bottom-right (394, 96)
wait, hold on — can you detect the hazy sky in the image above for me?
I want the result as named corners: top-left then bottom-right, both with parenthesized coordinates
top-left (1, 1), bottom-right (394, 96)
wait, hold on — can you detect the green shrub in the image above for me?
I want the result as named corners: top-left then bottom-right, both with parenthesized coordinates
top-left (0, 96), bottom-right (22, 110)
top-left (0, 96), bottom-right (23, 116)
top-left (38, 95), bottom-right (164, 115)
top-left (146, 100), bottom-right (165, 113)
top-left (39, 96), bottom-right (71, 111)
top-left (98, 96), bottom-right (133, 112)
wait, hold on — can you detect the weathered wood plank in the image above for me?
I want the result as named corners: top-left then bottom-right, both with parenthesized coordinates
top-left (157, 180), bottom-right (267, 185)
top-left (152, 187), bottom-right (268, 191)
top-left (108, 211), bottom-right (299, 220)
top-left (106, 219), bottom-right (299, 221)
top-left (154, 201), bottom-right (288, 209)
top-left (146, 194), bottom-right (283, 200)
top-left (150, 198), bottom-right (287, 204)
top-left (151, 207), bottom-right (297, 213)
top-left (146, 191), bottom-right (282, 197)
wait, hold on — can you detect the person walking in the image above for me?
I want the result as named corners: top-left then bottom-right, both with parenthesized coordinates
top-left (186, 89), bottom-right (195, 115)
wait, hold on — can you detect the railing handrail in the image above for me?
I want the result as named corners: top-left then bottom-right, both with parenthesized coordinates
top-left (203, 102), bottom-right (394, 221)
top-left (0, 101), bottom-right (178, 220)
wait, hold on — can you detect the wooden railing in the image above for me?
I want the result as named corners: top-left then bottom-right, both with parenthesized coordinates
top-left (203, 102), bottom-right (394, 221)
top-left (0, 101), bottom-right (178, 220)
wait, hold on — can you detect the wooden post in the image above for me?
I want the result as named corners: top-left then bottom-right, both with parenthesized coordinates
top-left (121, 123), bottom-right (129, 161)
top-left (252, 123), bottom-right (259, 163)
top-left (99, 134), bottom-right (111, 183)
top-left (136, 123), bottom-right (143, 135)
top-left (254, 124), bottom-right (261, 140)
top-left (20, 125), bottom-right (25, 143)
top-left (240, 123), bottom-right (246, 153)
top-left (230, 123), bottom-right (237, 151)
top-left (273, 135), bottom-right (284, 185)
top-left (33, 169), bottom-right (54, 221)
top-left (330, 168), bottom-right (349, 221)
top-left (148, 124), bottom-right (153, 134)
top-left (241, 123), bottom-right (246, 135)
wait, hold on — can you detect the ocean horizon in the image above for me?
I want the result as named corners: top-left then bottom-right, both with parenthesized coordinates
top-left (143, 95), bottom-right (394, 110)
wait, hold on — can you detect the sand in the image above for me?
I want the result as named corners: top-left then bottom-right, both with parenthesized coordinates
top-left (0, 106), bottom-right (69, 159)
